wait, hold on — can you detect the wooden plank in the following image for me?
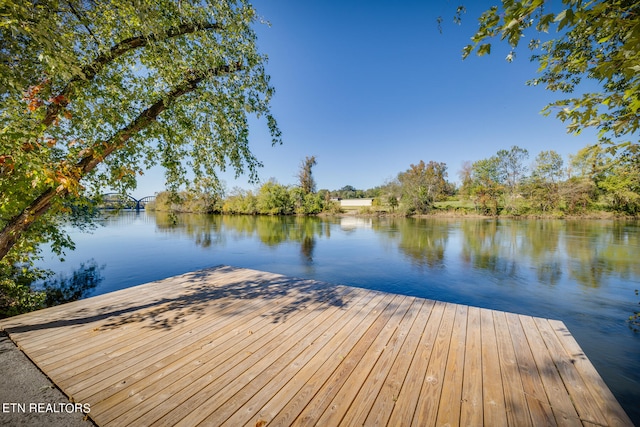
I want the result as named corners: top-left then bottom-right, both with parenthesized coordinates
top-left (494, 310), bottom-right (532, 427)
top-left (534, 317), bottom-right (610, 426)
top-left (480, 308), bottom-right (508, 427)
top-left (519, 315), bottom-right (582, 427)
top-left (385, 300), bottom-right (446, 426)
top-left (506, 313), bottom-right (556, 426)
top-left (214, 289), bottom-right (381, 427)
top-left (315, 297), bottom-right (420, 426)
top-left (505, 312), bottom-right (556, 427)
top-left (363, 299), bottom-right (436, 426)
top-left (460, 306), bottom-right (483, 426)
top-left (176, 289), bottom-right (379, 427)
top-left (144, 293), bottom-right (396, 427)
top-left (100, 287), bottom-right (352, 427)
top-left (62, 282), bottom-right (328, 397)
top-left (340, 298), bottom-right (424, 425)
top-left (0, 266), bottom-right (246, 335)
top-left (547, 319), bottom-right (633, 427)
top-left (282, 295), bottom-right (405, 426)
top-left (78, 284), bottom-right (356, 404)
top-left (411, 302), bottom-right (458, 426)
top-left (255, 294), bottom-right (386, 426)
top-left (88, 288), bottom-right (358, 420)
top-left (435, 303), bottom-right (468, 426)
top-left (45, 292), bottom-right (254, 376)
top-left (4, 267), bottom-right (269, 353)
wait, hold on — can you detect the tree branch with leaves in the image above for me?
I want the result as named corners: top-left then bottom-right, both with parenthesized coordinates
top-left (461, 0), bottom-right (639, 151)
top-left (0, 0), bottom-right (281, 265)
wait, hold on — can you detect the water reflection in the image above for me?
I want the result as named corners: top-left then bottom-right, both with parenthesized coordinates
top-left (459, 220), bottom-right (520, 278)
top-left (375, 218), bottom-right (449, 269)
top-left (144, 213), bottom-right (640, 291)
top-left (149, 212), bottom-right (332, 265)
top-left (40, 260), bottom-right (104, 307)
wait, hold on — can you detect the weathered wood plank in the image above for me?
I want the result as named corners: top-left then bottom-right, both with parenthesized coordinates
top-left (338, 298), bottom-right (426, 427)
top-left (315, 297), bottom-right (419, 426)
top-left (547, 319), bottom-right (633, 427)
top-left (106, 289), bottom-right (346, 426)
top-left (179, 289), bottom-right (378, 427)
top-left (494, 310), bottom-right (533, 427)
top-left (460, 305), bottom-right (483, 427)
top-left (505, 312), bottom-right (556, 427)
top-left (363, 299), bottom-right (436, 426)
top-left (535, 317), bottom-right (610, 426)
top-left (435, 303), bottom-right (468, 426)
top-left (519, 315), bottom-right (582, 427)
top-left (480, 308), bottom-right (508, 427)
top-left (260, 290), bottom-right (387, 427)
top-left (285, 295), bottom-right (405, 426)
top-left (385, 300), bottom-right (447, 426)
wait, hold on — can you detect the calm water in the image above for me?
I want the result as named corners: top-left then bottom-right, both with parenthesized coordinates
top-left (37, 211), bottom-right (640, 423)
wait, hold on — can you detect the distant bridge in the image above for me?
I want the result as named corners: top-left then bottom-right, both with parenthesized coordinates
top-left (100, 193), bottom-right (156, 210)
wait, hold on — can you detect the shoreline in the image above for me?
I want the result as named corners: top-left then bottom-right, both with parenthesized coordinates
top-left (321, 210), bottom-right (639, 221)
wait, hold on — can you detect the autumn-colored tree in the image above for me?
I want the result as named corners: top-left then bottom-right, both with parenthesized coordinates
top-left (0, 0), bottom-right (280, 266)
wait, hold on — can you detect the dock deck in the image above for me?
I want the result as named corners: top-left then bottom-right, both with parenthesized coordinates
top-left (0, 266), bottom-right (632, 426)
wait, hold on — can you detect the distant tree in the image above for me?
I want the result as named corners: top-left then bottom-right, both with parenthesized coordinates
top-left (257, 180), bottom-right (293, 215)
top-left (569, 145), bottom-right (608, 183)
top-left (297, 156), bottom-right (317, 195)
top-left (598, 147), bottom-right (640, 214)
top-left (463, 1), bottom-right (639, 154)
top-left (335, 185), bottom-right (357, 199)
top-left (527, 150), bottom-right (564, 212)
top-left (222, 187), bottom-right (258, 215)
top-left (470, 156), bottom-right (503, 215)
top-left (533, 150), bottom-right (564, 184)
top-left (387, 195), bottom-right (399, 212)
top-left (496, 146), bottom-right (529, 213)
top-left (398, 160), bottom-right (448, 214)
top-left (458, 161), bottom-right (474, 200)
top-left (560, 177), bottom-right (597, 214)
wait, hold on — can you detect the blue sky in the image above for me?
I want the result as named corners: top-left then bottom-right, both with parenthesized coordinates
top-left (132, 1), bottom-right (598, 198)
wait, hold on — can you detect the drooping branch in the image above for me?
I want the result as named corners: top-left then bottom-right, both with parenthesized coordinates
top-left (42, 21), bottom-right (221, 127)
top-left (0, 65), bottom-right (231, 261)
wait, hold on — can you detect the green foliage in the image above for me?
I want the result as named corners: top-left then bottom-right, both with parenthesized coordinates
top-left (598, 146), bottom-right (640, 214)
top-left (0, 263), bottom-right (48, 318)
top-left (0, 0), bottom-right (280, 262)
top-left (257, 180), bottom-right (294, 215)
top-left (222, 187), bottom-right (259, 215)
top-left (524, 150), bottom-right (564, 213)
top-left (470, 156), bottom-right (503, 215)
top-left (397, 160), bottom-right (448, 214)
top-left (0, 260), bottom-right (102, 318)
top-left (297, 156), bottom-right (317, 195)
top-left (465, 1), bottom-right (640, 148)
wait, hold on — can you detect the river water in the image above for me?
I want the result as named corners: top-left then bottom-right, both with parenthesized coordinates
top-left (36, 211), bottom-right (640, 423)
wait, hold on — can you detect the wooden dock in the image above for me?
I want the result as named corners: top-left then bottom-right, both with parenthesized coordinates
top-left (0, 266), bottom-right (632, 426)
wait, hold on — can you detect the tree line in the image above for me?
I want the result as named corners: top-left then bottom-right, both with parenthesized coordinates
top-left (151, 144), bottom-right (640, 217)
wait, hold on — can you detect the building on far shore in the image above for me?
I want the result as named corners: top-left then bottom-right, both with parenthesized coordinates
top-left (335, 198), bottom-right (374, 208)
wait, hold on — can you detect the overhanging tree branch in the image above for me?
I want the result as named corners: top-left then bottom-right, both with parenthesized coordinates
top-left (0, 65), bottom-right (231, 261)
top-left (42, 21), bottom-right (221, 127)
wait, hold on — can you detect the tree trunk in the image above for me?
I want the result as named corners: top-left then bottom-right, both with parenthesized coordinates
top-left (0, 188), bottom-right (60, 261)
